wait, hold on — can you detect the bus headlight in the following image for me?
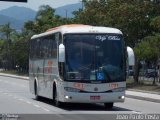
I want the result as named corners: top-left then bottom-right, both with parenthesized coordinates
top-left (64, 87), bottom-right (80, 92)
top-left (112, 87), bottom-right (125, 92)
top-left (119, 95), bottom-right (125, 100)
top-left (121, 96), bottom-right (125, 99)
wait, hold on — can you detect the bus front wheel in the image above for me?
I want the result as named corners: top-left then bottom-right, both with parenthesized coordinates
top-left (104, 103), bottom-right (114, 110)
top-left (34, 82), bottom-right (40, 100)
top-left (53, 87), bottom-right (62, 107)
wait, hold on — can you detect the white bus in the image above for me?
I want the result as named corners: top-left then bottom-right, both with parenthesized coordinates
top-left (29, 24), bottom-right (126, 109)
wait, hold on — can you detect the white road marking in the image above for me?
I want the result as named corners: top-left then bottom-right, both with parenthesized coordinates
top-left (18, 98), bottom-right (25, 101)
top-left (0, 79), bottom-right (27, 89)
top-left (1, 80), bottom-right (58, 114)
top-left (33, 104), bottom-right (41, 108)
top-left (2, 92), bottom-right (49, 113)
top-left (26, 101), bottom-right (51, 113)
top-left (41, 108), bottom-right (50, 112)
top-left (7, 94), bottom-right (51, 113)
top-left (13, 96), bottom-right (18, 99)
top-left (2, 80), bottom-right (27, 88)
top-left (26, 101), bottom-right (32, 104)
top-left (132, 111), bottom-right (142, 114)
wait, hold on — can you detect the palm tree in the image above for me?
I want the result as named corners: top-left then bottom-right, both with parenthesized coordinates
top-left (0, 23), bottom-right (14, 70)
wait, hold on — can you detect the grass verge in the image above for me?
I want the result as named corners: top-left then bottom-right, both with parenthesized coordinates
top-left (0, 70), bottom-right (28, 77)
top-left (127, 79), bottom-right (160, 93)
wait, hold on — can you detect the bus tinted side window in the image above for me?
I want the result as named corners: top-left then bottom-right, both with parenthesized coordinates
top-left (41, 35), bottom-right (57, 59)
top-left (30, 39), bottom-right (37, 59)
top-left (30, 34), bottom-right (58, 59)
top-left (39, 37), bottom-right (43, 58)
top-left (30, 38), bottom-right (41, 59)
top-left (43, 37), bottom-right (48, 58)
top-left (52, 34), bottom-right (57, 58)
top-left (36, 38), bottom-right (40, 58)
top-left (48, 36), bottom-right (54, 58)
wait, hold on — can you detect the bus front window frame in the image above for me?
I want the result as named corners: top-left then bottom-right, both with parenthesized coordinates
top-left (63, 33), bottom-right (125, 83)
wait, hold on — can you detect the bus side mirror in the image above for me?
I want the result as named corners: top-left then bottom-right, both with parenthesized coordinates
top-left (127, 46), bottom-right (135, 66)
top-left (59, 44), bottom-right (65, 62)
top-left (126, 46), bottom-right (135, 76)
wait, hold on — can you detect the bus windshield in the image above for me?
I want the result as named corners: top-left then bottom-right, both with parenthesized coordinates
top-left (64, 34), bottom-right (125, 82)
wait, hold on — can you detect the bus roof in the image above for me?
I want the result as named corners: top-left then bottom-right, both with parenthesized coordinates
top-left (31, 24), bottom-right (122, 39)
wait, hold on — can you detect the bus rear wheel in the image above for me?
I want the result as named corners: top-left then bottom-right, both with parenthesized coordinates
top-left (104, 103), bottom-right (114, 110)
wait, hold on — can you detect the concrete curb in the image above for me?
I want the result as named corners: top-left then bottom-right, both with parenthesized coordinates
top-left (127, 89), bottom-right (160, 95)
top-left (0, 73), bottom-right (29, 80)
top-left (125, 94), bottom-right (160, 103)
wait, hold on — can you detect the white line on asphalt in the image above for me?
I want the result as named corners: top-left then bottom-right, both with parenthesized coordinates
top-left (132, 111), bottom-right (142, 114)
top-left (26, 101), bottom-right (32, 104)
top-left (41, 107), bottom-right (50, 112)
top-left (18, 98), bottom-right (25, 101)
top-left (33, 104), bottom-right (41, 108)
top-left (13, 96), bottom-right (18, 99)
top-left (7, 82), bottom-right (27, 88)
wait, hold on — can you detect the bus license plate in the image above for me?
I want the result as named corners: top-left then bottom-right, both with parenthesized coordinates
top-left (90, 96), bottom-right (100, 100)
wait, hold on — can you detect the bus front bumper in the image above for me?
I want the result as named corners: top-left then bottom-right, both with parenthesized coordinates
top-left (61, 92), bottom-right (125, 103)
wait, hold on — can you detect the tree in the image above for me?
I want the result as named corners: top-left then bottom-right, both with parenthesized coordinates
top-left (0, 23), bottom-right (30, 72)
top-left (0, 23), bottom-right (15, 70)
top-left (25, 5), bottom-right (66, 34)
top-left (73, 0), bottom-right (108, 25)
top-left (0, 23), bottom-right (14, 41)
top-left (11, 30), bottom-right (29, 72)
top-left (134, 34), bottom-right (160, 84)
top-left (150, 16), bottom-right (160, 33)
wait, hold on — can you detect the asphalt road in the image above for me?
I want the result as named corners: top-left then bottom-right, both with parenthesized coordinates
top-left (0, 76), bottom-right (160, 120)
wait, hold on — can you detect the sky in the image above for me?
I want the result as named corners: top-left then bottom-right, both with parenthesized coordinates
top-left (0, 0), bottom-right (80, 11)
